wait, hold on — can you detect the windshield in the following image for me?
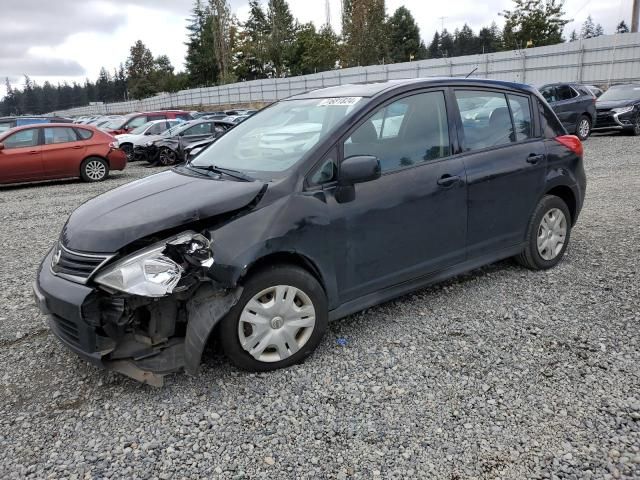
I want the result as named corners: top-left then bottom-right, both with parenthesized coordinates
top-left (130, 121), bottom-right (154, 135)
top-left (104, 117), bottom-right (129, 130)
top-left (599, 86), bottom-right (640, 102)
top-left (163, 121), bottom-right (192, 137)
top-left (192, 97), bottom-right (363, 174)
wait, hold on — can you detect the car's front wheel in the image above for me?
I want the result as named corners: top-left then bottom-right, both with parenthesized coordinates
top-left (516, 195), bottom-right (572, 270)
top-left (575, 115), bottom-right (591, 140)
top-left (158, 147), bottom-right (177, 166)
top-left (120, 143), bottom-right (134, 162)
top-left (80, 157), bottom-right (109, 182)
top-left (625, 113), bottom-right (640, 136)
top-left (219, 265), bottom-right (328, 371)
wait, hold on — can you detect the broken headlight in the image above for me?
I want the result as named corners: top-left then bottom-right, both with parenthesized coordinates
top-left (94, 232), bottom-right (213, 297)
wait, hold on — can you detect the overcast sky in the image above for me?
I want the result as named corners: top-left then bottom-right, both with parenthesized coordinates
top-left (0, 0), bottom-right (635, 99)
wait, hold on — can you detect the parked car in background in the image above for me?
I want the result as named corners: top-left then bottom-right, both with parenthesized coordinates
top-left (33, 78), bottom-right (586, 385)
top-left (102, 110), bottom-right (193, 135)
top-left (593, 84), bottom-right (640, 136)
top-left (222, 114), bottom-right (251, 124)
top-left (144, 119), bottom-right (234, 165)
top-left (115, 119), bottom-right (183, 161)
top-left (585, 85), bottom-right (604, 98)
top-left (539, 83), bottom-right (596, 140)
top-left (0, 124), bottom-right (126, 184)
top-left (0, 116), bottom-right (74, 135)
top-left (183, 137), bottom-right (217, 162)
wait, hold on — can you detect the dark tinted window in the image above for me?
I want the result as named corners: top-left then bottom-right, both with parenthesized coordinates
top-left (176, 114), bottom-right (191, 120)
top-left (455, 90), bottom-right (513, 151)
top-left (507, 94), bottom-right (534, 141)
top-left (344, 91), bottom-right (450, 173)
top-left (3, 128), bottom-right (39, 149)
top-left (556, 85), bottom-right (578, 101)
top-left (539, 100), bottom-right (565, 138)
top-left (44, 127), bottom-right (78, 144)
top-left (540, 86), bottom-right (556, 103)
top-left (75, 128), bottom-right (94, 140)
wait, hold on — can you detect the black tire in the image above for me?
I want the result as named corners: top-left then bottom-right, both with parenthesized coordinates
top-left (624, 114), bottom-right (640, 136)
top-left (219, 265), bottom-right (328, 372)
top-left (120, 143), bottom-right (134, 162)
top-left (80, 157), bottom-right (109, 182)
top-left (516, 195), bottom-right (572, 270)
top-left (575, 115), bottom-right (591, 141)
top-left (158, 147), bottom-right (177, 166)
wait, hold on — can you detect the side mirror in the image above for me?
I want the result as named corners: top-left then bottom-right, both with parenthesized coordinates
top-left (179, 131), bottom-right (185, 137)
top-left (339, 155), bottom-right (381, 185)
top-left (0, 143), bottom-right (4, 152)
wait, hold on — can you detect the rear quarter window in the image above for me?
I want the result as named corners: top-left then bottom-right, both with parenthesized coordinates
top-left (75, 128), bottom-right (94, 140)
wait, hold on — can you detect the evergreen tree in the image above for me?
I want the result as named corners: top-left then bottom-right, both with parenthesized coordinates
top-left (616, 20), bottom-right (629, 33)
top-left (502, 0), bottom-right (569, 49)
top-left (427, 31), bottom-right (440, 58)
top-left (569, 30), bottom-right (579, 41)
top-left (581, 15), bottom-right (604, 39)
top-left (388, 6), bottom-right (427, 62)
top-left (288, 23), bottom-right (340, 75)
top-left (2, 78), bottom-right (18, 115)
top-left (439, 29), bottom-right (455, 57)
top-left (454, 24), bottom-right (477, 56)
top-left (235, 0), bottom-right (271, 79)
top-left (477, 22), bottom-right (503, 52)
top-left (185, 0), bottom-right (219, 86)
top-left (96, 67), bottom-right (111, 102)
top-left (342, 0), bottom-right (389, 66)
top-left (209, 0), bottom-right (234, 83)
top-left (126, 40), bottom-right (157, 99)
top-left (266, 0), bottom-right (297, 76)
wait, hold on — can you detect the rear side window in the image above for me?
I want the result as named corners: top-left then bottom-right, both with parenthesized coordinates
top-left (147, 114), bottom-right (166, 122)
top-left (344, 91), bottom-right (450, 173)
top-left (540, 86), bottom-right (556, 103)
top-left (75, 128), bottom-right (94, 140)
top-left (184, 123), bottom-right (212, 136)
top-left (539, 100), bottom-right (566, 138)
top-left (176, 114), bottom-right (191, 120)
top-left (507, 94), bottom-right (534, 141)
top-left (127, 116), bottom-right (148, 129)
top-left (454, 90), bottom-right (514, 151)
top-left (147, 123), bottom-right (166, 135)
top-left (3, 129), bottom-right (39, 149)
top-left (556, 85), bottom-right (578, 101)
top-left (44, 127), bottom-right (78, 144)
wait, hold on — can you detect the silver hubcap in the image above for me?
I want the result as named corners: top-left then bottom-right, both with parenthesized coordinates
top-left (85, 160), bottom-right (106, 180)
top-left (537, 208), bottom-right (567, 260)
top-left (159, 149), bottom-right (176, 165)
top-left (238, 285), bottom-right (316, 363)
top-left (578, 119), bottom-right (590, 138)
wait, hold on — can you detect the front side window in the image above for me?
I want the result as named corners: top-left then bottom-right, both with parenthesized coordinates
top-left (3, 129), bottom-right (39, 149)
top-left (44, 127), bottom-right (78, 145)
top-left (191, 97), bottom-right (364, 175)
top-left (455, 90), bottom-right (513, 151)
top-left (184, 123), bottom-right (212, 136)
top-left (344, 91), bottom-right (450, 173)
top-left (147, 123), bottom-right (167, 135)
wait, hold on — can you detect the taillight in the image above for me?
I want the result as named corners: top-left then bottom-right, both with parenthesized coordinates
top-left (555, 135), bottom-right (583, 157)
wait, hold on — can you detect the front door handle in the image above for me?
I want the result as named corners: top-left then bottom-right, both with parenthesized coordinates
top-left (71, 145), bottom-right (83, 149)
top-left (437, 174), bottom-right (460, 187)
top-left (527, 154), bottom-right (545, 164)
top-left (29, 150), bottom-right (39, 155)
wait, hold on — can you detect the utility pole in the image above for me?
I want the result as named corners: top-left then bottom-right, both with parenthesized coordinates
top-left (438, 16), bottom-right (447, 32)
top-left (633, 0), bottom-right (639, 32)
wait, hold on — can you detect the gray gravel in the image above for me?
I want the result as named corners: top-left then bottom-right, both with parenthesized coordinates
top-left (1, 135), bottom-right (639, 479)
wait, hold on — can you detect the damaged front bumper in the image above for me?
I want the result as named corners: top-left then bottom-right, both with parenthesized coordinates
top-left (34, 248), bottom-right (241, 387)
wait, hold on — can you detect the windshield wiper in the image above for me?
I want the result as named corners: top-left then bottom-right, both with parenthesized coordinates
top-left (187, 164), bottom-right (254, 182)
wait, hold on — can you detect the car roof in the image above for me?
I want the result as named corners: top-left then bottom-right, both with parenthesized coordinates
top-left (0, 123), bottom-right (101, 138)
top-left (288, 78), bottom-right (538, 100)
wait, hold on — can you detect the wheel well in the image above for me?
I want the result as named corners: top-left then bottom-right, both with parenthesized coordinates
top-left (81, 155), bottom-right (110, 170)
top-left (582, 112), bottom-right (592, 122)
top-left (241, 252), bottom-right (326, 294)
top-left (546, 185), bottom-right (577, 224)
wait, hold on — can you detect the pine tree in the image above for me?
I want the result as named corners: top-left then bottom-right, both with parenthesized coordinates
top-left (569, 30), bottom-right (579, 42)
top-left (478, 22), bottom-right (503, 53)
top-left (502, 0), bottom-right (569, 49)
top-left (126, 40), bottom-right (157, 99)
top-left (580, 15), bottom-right (603, 39)
top-left (439, 29), bottom-right (454, 57)
top-left (342, 0), bottom-right (389, 66)
top-left (266, 0), bottom-right (297, 76)
top-left (209, 0), bottom-right (234, 84)
top-left (235, 0), bottom-right (271, 79)
top-left (388, 6), bottom-right (426, 63)
top-left (96, 67), bottom-right (111, 102)
top-left (185, 0), bottom-right (219, 86)
top-left (427, 31), bottom-right (440, 58)
top-left (616, 20), bottom-right (629, 33)
top-left (454, 24), bottom-right (477, 56)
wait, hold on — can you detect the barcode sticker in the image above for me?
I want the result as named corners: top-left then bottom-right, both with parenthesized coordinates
top-left (318, 97), bottom-right (362, 106)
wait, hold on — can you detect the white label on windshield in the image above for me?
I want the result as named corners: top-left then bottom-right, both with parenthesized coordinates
top-left (634, 87), bottom-right (640, 90)
top-left (318, 97), bottom-right (362, 106)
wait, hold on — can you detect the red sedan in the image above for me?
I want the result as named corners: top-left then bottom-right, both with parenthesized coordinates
top-left (0, 124), bottom-right (126, 185)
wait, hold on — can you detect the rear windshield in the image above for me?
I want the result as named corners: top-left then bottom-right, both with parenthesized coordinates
top-left (599, 86), bottom-right (640, 101)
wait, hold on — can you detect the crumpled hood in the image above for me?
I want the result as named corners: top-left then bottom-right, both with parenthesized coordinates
top-left (61, 170), bottom-right (266, 252)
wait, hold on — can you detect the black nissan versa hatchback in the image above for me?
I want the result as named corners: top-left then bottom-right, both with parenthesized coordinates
top-left (33, 78), bottom-right (586, 385)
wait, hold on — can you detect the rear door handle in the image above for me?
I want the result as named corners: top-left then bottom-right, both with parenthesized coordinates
top-left (71, 145), bottom-right (83, 149)
top-left (527, 154), bottom-right (545, 164)
top-left (437, 174), bottom-right (461, 187)
top-left (29, 150), bottom-right (39, 155)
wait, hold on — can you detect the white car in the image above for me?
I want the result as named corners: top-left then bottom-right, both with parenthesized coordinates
top-left (115, 119), bottom-right (183, 160)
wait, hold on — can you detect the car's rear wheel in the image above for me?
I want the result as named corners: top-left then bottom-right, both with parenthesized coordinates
top-left (80, 157), bottom-right (109, 182)
top-left (120, 144), bottom-right (134, 161)
top-left (575, 115), bottom-right (591, 140)
top-left (516, 195), bottom-right (572, 270)
top-left (219, 265), bottom-right (328, 371)
top-left (158, 147), bottom-right (177, 166)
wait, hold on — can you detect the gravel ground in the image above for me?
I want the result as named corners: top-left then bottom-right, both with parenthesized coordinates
top-left (0, 135), bottom-right (639, 479)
